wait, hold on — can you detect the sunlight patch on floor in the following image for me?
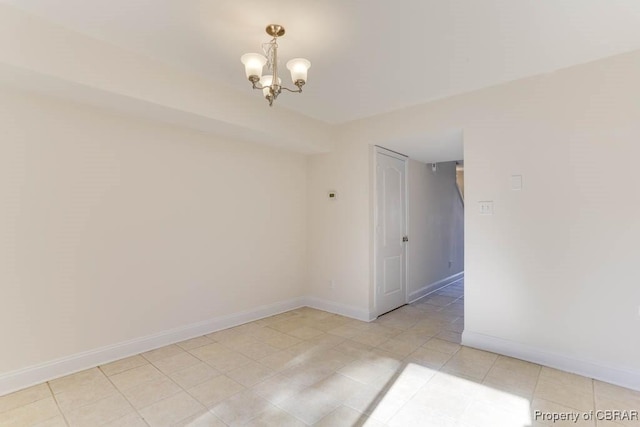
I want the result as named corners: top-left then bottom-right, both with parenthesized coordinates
top-left (358, 361), bottom-right (532, 427)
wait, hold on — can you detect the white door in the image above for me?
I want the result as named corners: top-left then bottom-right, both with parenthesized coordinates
top-left (375, 148), bottom-right (407, 316)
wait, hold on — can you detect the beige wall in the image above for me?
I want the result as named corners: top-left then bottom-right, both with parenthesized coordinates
top-left (306, 141), bottom-right (372, 318)
top-left (407, 160), bottom-right (464, 299)
top-left (318, 49), bottom-right (640, 387)
top-left (462, 51), bottom-right (640, 375)
top-left (3, 43), bottom-right (640, 391)
top-left (0, 88), bottom-right (307, 375)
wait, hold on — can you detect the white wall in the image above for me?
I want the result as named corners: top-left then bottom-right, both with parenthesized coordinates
top-left (407, 160), bottom-right (464, 300)
top-left (325, 49), bottom-right (640, 389)
top-left (306, 141), bottom-right (372, 319)
top-left (462, 51), bottom-right (640, 387)
top-left (0, 88), bottom-right (307, 377)
top-left (3, 33), bottom-right (640, 395)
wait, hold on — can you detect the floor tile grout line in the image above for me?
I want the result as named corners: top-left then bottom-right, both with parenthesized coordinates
top-left (46, 381), bottom-right (71, 427)
top-left (100, 351), bottom-right (206, 427)
top-left (530, 363), bottom-right (545, 419)
top-left (80, 371), bottom-right (144, 427)
top-left (98, 357), bottom-right (148, 380)
top-left (47, 368), bottom-right (127, 420)
top-left (479, 350), bottom-right (501, 383)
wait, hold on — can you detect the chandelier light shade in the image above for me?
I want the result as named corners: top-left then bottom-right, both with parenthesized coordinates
top-left (241, 24), bottom-right (311, 106)
top-left (240, 53), bottom-right (267, 80)
top-left (286, 58), bottom-right (311, 85)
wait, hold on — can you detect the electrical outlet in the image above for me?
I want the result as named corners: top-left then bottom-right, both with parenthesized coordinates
top-left (448, 260), bottom-right (452, 269)
top-left (479, 201), bottom-right (494, 215)
top-left (330, 279), bottom-right (335, 290)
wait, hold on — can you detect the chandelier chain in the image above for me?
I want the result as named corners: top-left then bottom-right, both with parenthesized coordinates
top-left (262, 39), bottom-right (277, 71)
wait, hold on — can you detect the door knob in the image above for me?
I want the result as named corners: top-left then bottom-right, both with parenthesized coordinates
top-left (402, 236), bottom-right (408, 242)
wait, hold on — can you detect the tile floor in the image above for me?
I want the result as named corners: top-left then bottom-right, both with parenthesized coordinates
top-left (1, 279), bottom-right (639, 426)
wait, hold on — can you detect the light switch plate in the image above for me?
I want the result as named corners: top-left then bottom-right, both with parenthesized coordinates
top-left (511, 175), bottom-right (523, 190)
top-left (479, 201), bottom-right (494, 215)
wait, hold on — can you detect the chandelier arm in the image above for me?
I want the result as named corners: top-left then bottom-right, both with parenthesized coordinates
top-left (253, 82), bottom-right (302, 93)
top-left (280, 86), bottom-right (303, 93)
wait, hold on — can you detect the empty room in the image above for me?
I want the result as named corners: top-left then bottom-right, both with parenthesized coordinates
top-left (1, 1), bottom-right (639, 426)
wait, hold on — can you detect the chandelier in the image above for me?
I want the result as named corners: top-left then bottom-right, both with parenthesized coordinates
top-left (241, 25), bottom-right (311, 106)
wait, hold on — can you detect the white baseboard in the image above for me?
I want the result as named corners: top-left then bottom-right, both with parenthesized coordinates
top-left (408, 271), bottom-right (464, 304)
top-left (0, 297), bottom-right (306, 397)
top-left (303, 296), bottom-right (374, 322)
top-left (462, 331), bottom-right (640, 392)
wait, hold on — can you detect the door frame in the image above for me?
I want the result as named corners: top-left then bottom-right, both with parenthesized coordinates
top-left (373, 145), bottom-right (409, 317)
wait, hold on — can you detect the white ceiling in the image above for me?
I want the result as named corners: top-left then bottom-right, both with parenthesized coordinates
top-left (6, 0), bottom-right (640, 124)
